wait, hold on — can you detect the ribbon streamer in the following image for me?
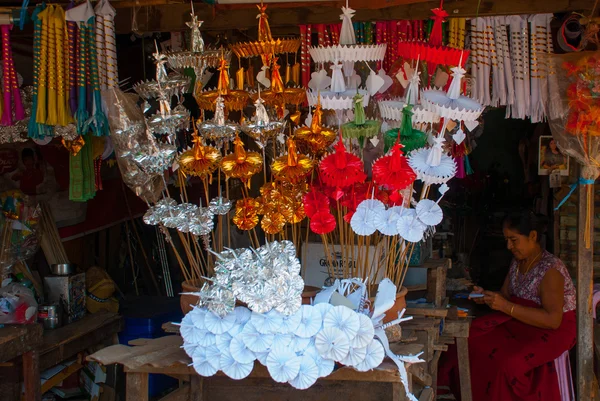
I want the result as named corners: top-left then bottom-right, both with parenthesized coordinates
top-left (554, 177), bottom-right (595, 210)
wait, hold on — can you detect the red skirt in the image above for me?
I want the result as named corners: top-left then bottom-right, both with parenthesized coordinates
top-left (438, 297), bottom-right (576, 401)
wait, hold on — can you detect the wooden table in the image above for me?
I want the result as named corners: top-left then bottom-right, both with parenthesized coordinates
top-left (0, 312), bottom-right (122, 401)
top-left (88, 335), bottom-right (425, 401)
top-left (441, 319), bottom-right (472, 401)
top-left (0, 324), bottom-right (43, 401)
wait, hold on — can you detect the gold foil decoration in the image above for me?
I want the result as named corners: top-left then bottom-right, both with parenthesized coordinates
top-left (236, 67), bottom-right (245, 90)
top-left (291, 63), bottom-right (300, 86)
top-left (285, 64), bottom-right (291, 85)
top-left (220, 133), bottom-right (263, 187)
top-left (294, 100), bottom-right (337, 154)
top-left (261, 212), bottom-right (285, 234)
top-left (178, 126), bottom-right (222, 178)
top-left (289, 111), bottom-right (301, 125)
top-left (196, 56), bottom-right (249, 111)
top-left (62, 135), bottom-right (86, 156)
top-left (271, 137), bottom-right (314, 183)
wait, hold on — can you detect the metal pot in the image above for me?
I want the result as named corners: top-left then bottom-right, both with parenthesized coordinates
top-left (38, 304), bottom-right (61, 329)
top-left (51, 263), bottom-right (76, 276)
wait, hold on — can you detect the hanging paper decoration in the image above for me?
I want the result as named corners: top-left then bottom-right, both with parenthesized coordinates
top-left (271, 138), bottom-right (314, 184)
top-left (241, 93), bottom-right (285, 149)
top-left (96, 0), bottom-right (118, 89)
top-left (341, 92), bottom-right (380, 140)
top-left (197, 56), bottom-right (249, 112)
top-left (178, 126), bottom-right (222, 179)
top-left (221, 134), bottom-right (263, 188)
top-left (383, 106), bottom-right (428, 154)
top-left (294, 99), bottom-right (336, 154)
top-left (372, 143), bottom-right (416, 191)
top-left (319, 138), bottom-right (366, 188)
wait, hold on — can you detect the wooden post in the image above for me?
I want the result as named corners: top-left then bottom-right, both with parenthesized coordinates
top-left (126, 372), bottom-right (149, 401)
top-left (577, 181), bottom-right (594, 401)
top-left (22, 351), bottom-right (40, 401)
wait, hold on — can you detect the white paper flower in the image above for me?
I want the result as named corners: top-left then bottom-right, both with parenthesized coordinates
top-left (312, 303), bottom-right (333, 319)
top-left (351, 313), bottom-right (375, 349)
top-left (289, 355), bottom-right (319, 390)
top-left (278, 310), bottom-right (302, 334)
top-left (241, 321), bottom-right (274, 352)
top-left (266, 345), bottom-right (302, 383)
top-left (290, 336), bottom-right (312, 354)
top-left (251, 310), bottom-right (283, 334)
top-left (182, 342), bottom-right (197, 358)
top-left (220, 349), bottom-right (254, 380)
top-left (295, 305), bottom-right (323, 338)
top-left (255, 350), bottom-right (269, 365)
top-left (230, 336), bottom-right (256, 364)
top-left (323, 306), bottom-right (360, 341)
top-left (315, 327), bottom-right (350, 361)
top-left (397, 214), bottom-right (427, 243)
top-left (351, 199), bottom-right (386, 236)
top-left (192, 345), bottom-right (221, 376)
top-left (204, 311), bottom-right (236, 334)
top-left (374, 206), bottom-right (403, 236)
top-left (354, 340), bottom-right (385, 372)
top-left (216, 332), bottom-right (233, 351)
top-left (304, 345), bottom-right (335, 378)
top-left (416, 199), bottom-right (443, 226)
top-left (272, 332), bottom-right (294, 349)
top-left (234, 306), bottom-right (252, 325)
top-left (189, 307), bottom-right (207, 329)
top-left (340, 345), bottom-right (368, 366)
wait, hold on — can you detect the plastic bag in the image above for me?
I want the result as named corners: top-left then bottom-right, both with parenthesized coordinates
top-left (0, 282), bottom-right (38, 324)
top-left (546, 50), bottom-right (600, 180)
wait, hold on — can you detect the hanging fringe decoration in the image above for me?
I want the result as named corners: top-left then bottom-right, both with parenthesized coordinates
top-left (85, 16), bottom-right (109, 136)
top-left (28, 4), bottom-right (49, 138)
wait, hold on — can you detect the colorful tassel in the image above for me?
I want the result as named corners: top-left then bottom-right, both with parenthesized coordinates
top-left (85, 17), bottom-right (109, 136)
top-left (53, 6), bottom-right (71, 126)
top-left (28, 4), bottom-right (48, 138)
top-left (66, 1), bottom-right (78, 116)
top-left (75, 20), bottom-right (88, 135)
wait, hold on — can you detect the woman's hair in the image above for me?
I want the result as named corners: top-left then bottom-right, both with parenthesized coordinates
top-left (503, 210), bottom-right (549, 242)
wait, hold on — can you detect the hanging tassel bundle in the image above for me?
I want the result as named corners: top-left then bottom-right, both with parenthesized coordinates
top-left (75, 20), bottom-right (88, 134)
top-left (53, 6), bottom-right (72, 126)
top-left (94, 2), bottom-right (106, 90)
top-left (1, 24), bottom-right (24, 125)
top-left (45, 6), bottom-right (58, 126)
top-left (28, 4), bottom-right (48, 138)
top-left (66, 2), bottom-right (78, 115)
top-left (99, 0), bottom-right (117, 89)
top-left (85, 17), bottom-right (109, 136)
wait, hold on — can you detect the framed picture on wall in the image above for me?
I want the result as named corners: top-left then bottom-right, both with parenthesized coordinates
top-left (538, 136), bottom-right (569, 176)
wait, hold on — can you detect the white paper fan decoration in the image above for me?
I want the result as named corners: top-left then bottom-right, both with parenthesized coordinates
top-left (216, 332), bottom-right (233, 351)
top-left (251, 310), bottom-right (283, 334)
top-left (312, 303), bottom-right (333, 319)
top-left (354, 339), bottom-right (385, 372)
top-left (279, 310), bottom-right (302, 334)
top-left (304, 345), bottom-right (336, 378)
top-left (340, 345), bottom-right (368, 366)
top-left (234, 306), bottom-right (252, 325)
top-left (230, 336), bottom-right (256, 364)
top-left (416, 199), bottom-right (443, 226)
top-left (241, 321), bottom-right (274, 352)
top-left (290, 336), bottom-right (312, 354)
top-left (192, 355), bottom-right (218, 377)
top-left (189, 307), bottom-right (207, 329)
top-left (255, 350), bottom-right (269, 365)
top-left (266, 345), bottom-right (302, 383)
top-left (323, 306), bottom-right (360, 341)
top-left (204, 311), bottom-right (236, 334)
top-left (408, 147), bottom-right (457, 186)
top-left (179, 324), bottom-right (200, 344)
top-left (228, 322), bottom-right (244, 337)
top-left (220, 349), bottom-right (254, 380)
top-left (182, 342), bottom-right (197, 358)
top-left (351, 314), bottom-right (375, 348)
top-left (374, 206), bottom-right (403, 236)
top-left (289, 355), bottom-right (319, 390)
top-left (272, 332), bottom-right (294, 349)
top-left (296, 305), bottom-right (323, 338)
top-left (397, 214), bottom-right (427, 243)
top-left (351, 199), bottom-right (387, 236)
top-left (315, 327), bottom-right (350, 361)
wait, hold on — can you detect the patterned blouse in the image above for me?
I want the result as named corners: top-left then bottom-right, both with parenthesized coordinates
top-left (508, 250), bottom-right (576, 312)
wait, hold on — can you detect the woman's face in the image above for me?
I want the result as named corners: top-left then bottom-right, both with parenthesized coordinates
top-left (549, 140), bottom-right (557, 151)
top-left (503, 225), bottom-right (538, 260)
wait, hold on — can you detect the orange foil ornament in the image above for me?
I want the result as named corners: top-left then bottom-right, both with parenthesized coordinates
top-left (271, 137), bottom-right (314, 183)
top-left (233, 197), bottom-right (260, 230)
top-left (178, 128), bottom-right (222, 179)
top-left (295, 100), bottom-right (337, 154)
top-left (261, 212), bottom-right (286, 234)
top-left (220, 134), bottom-right (263, 187)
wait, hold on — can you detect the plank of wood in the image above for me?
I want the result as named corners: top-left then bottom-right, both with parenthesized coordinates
top-left (159, 384), bottom-right (190, 401)
top-left (456, 338), bottom-right (472, 401)
top-left (0, 325), bottom-right (43, 362)
top-left (41, 362), bottom-right (83, 394)
top-left (22, 351), bottom-right (41, 401)
top-left (442, 320), bottom-right (470, 338)
top-left (578, 181), bottom-right (595, 401)
top-left (418, 387), bottom-right (434, 401)
top-left (40, 312), bottom-right (123, 371)
top-left (127, 372), bottom-right (149, 401)
top-left (406, 307), bottom-right (448, 318)
top-left (190, 375), bottom-right (203, 401)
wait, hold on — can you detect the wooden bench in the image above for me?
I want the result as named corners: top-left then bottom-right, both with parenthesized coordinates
top-left (0, 324), bottom-right (43, 401)
top-left (88, 335), bottom-right (428, 401)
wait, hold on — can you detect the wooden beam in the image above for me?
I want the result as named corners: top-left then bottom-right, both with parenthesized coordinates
top-left (115, 0), bottom-right (595, 33)
top-left (578, 180), bottom-right (595, 401)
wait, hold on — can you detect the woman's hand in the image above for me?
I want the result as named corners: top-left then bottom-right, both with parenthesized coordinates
top-left (470, 286), bottom-right (486, 304)
top-left (483, 291), bottom-right (510, 312)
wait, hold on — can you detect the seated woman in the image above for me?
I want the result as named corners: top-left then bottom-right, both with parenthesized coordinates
top-left (438, 210), bottom-right (576, 401)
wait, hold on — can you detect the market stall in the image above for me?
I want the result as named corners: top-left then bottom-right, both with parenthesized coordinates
top-left (0, 0), bottom-right (598, 400)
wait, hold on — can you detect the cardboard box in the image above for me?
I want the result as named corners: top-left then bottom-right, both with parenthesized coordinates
top-left (44, 273), bottom-right (86, 324)
top-left (301, 241), bottom-right (387, 288)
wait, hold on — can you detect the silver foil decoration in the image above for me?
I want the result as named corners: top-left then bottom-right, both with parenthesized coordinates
top-left (197, 96), bottom-right (239, 147)
top-left (240, 95), bottom-right (285, 149)
top-left (186, 3), bottom-right (204, 53)
top-left (198, 241), bottom-right (303, 317)
top-left (104, 88), bottom-right (167, 202)
top-left (209, 197), bottom-right (232, 215)
top-left (0, 87), bottom-right (33, 144)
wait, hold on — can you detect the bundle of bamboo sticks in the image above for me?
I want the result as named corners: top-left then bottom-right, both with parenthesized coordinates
top-left (39, 203), bottom-right (69, 265)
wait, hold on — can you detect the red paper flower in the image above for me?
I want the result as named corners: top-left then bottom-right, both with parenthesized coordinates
top-left (372, 143), bottom-right (416, 191)
top-left (319, 140), bottom-right (366, 188)
top-left (303, 188), bottom-right (330, 218)
top-left (310, 210), bottom-right (336, 234)
top-left (388, 190), bottom-right (404, 206)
